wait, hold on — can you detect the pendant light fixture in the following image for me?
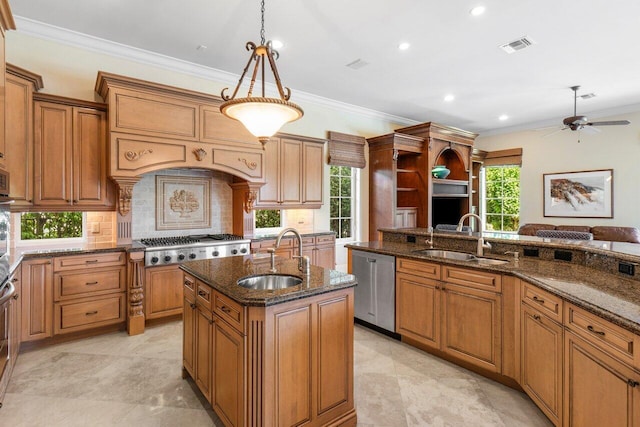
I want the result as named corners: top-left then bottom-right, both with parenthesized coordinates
top-left (220, 0), bottom-right (303, 147)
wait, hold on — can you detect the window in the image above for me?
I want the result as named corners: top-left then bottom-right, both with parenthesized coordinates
top-left (484, 166), bottom-right (520, 232)
top-left (255, 209), bottom-right (282, 229)
top-left (19, 212), bottom-right (84, 243)
top-left (330, 166), bottom-right (353, 239)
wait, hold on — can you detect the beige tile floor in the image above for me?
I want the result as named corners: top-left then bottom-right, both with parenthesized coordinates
top-left (1, 321), bottom-right (552, 426)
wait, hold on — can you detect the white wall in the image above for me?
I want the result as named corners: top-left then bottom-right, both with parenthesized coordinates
top-left (475, 110), bottom-right (640, 228)
top-left (6, 31), bottom-right (401, 244)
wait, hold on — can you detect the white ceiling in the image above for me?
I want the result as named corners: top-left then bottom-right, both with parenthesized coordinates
top-left (9, 0), bottom-right (640, 134)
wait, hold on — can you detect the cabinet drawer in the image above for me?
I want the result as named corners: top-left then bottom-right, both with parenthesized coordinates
top-left (315, 234), bottom-right (336, 245)
top-left (302, 236), bottom-right (315, 246)
top-left (196, 280), bottom-right (213, 311)
top-left (521, 281), bottom-right (563, 324)
top-left (442, 266), bottom-right (502, 293)
top-left (54, 252), bottom-right (126, 271)
top-left (565, 303), bottom-right (640, 369)
top-left (54, 293), bottom-right (125, 334)
top-left (55, 267), bottom-right (125, 300)
top-left (184, 274), bottom-right (196, 302)
top-left (396, 258), bottom-right (441, 280)
top-left (214, 291), bottom-right (245, 334)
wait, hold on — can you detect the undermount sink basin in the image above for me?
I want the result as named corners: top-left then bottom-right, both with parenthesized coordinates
top-left (413, 249), bottom-right (510, 266)
top-left (412, 249), bottom-right (477, 261)
top-left (237, 274), bottom-right (303, 290)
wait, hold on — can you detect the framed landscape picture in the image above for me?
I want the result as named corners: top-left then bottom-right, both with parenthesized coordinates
top-left (156, 175), bottom-right (211, 230)
top-left (543, 169), bottom-right (613, 218)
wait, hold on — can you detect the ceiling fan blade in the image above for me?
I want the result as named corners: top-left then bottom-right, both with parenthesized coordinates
top-left (587, 120), bottom-right (631, 126)
top-left (580, 125), bottom-right (601, 134)
top-left (542, 127), bottom-right (568, 137)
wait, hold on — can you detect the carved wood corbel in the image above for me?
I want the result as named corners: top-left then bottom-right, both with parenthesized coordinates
top-left (244, 190), bottom-right (258, 213)
top-left (193, 148), bottom-right (207, 161)
top-left (113, 177), bottom-right (140, 216)
top-left (127, 251), bottom-right (145, 335)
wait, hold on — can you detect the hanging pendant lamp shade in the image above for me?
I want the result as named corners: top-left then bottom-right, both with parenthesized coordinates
top-left (220, 2), bottom-right (303, 147)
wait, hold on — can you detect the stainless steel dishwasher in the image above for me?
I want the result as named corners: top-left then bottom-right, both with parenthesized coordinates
top-left (351, 250), bottom-right (395, 333)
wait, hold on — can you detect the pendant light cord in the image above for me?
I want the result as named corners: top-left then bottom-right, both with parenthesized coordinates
top-left (260, 0), bottom-right (266, 45)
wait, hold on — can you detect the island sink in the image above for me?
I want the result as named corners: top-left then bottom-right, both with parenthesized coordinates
top-left (237, 274), bottom-right (302, 290)
top-left (413, 249), bottom-right (509, 265)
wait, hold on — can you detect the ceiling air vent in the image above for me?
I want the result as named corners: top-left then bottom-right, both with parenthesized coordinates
top-left (499, 36), bottom-right (536, 54)
top-left (580, 93), bottom-right (596, 99)
top-left (345, 59), bottom-right (369, 70)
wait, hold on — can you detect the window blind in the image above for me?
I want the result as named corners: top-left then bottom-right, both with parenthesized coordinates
top-left (327, 131), bottom-right (366, 169)
top-left (483, 148), bottom-right (523, 166)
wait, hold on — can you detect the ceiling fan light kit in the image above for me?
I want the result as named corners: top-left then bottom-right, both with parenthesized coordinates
top-left (220, 0), bottom-right (303, 148)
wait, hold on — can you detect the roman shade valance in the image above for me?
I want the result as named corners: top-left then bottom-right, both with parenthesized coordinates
top-left (327, 131), bottom-right (366, 169)
top-left (483, 148), bottom-right (523, 166)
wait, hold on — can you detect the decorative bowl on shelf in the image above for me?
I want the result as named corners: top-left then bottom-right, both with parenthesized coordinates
top-left (431, 165), bottom-right (450, 179)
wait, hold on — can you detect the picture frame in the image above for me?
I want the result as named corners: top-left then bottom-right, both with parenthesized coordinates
top-left (156, 175), bottom-right (211, 230)
top-left (543, 169), bottom-right (613, 218)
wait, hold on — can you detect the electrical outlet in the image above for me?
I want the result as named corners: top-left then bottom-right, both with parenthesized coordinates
top-left (407, 235), bottom-right (416, 243)
top-left (619, 262), bottom-right (635, 276)
top-left (91, 223), bottom-right (100, 234)
top-left (523, 248), bottom-right (539, 257)
top-left (554, 250), bottom-right (573, 262)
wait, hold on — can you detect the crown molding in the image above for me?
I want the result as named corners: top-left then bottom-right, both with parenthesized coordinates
top-left (14, 16), bottom-right (419, 127)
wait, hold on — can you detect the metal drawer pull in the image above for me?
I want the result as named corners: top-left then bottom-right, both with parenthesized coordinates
top-left (220, 306), bottom-right (232, 314)
top-left (532, 296), bottom-right (545, 304)
top-left (533, 314), bottom-right (541, 321)
top-left (86, 311), bottom-right (98, 316)
top-left (86, 281), bottom-right (99, 286)
top-left (198, 290), bottom-right (208, 298)
top-left (628, 379), bottom-right (639, 388)
top-left (587, 325), bottom-right (606, 336)
top-left (85, 260), bottom-right (99, 264)
top-left (190, 303), bottom-right (197, 309)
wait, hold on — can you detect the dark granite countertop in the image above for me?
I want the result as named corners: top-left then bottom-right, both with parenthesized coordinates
top-left (347, 240), bottom-right (640, 334)
top-left (251, 230), bottom-right (336, 242)
top-left (180, 255), bottom-right (356, 307)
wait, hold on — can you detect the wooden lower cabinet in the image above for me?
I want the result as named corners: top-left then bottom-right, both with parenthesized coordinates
top-left (21, 258), bottom-right (53, 342)
top-left (441, 283), bottom-right (502, 373)
top-left (396, 271), bottom-right (440, 349)
top-left (252, 233), bottom-right (336, 270)
top-left (564, 331), bottom-right (640, 427)
top-left (183, 272), bottom-right (355, 427)
top-left (145, 264), bottom-right (183, 319)
top-left (521, 303), bottom-right (563, 426)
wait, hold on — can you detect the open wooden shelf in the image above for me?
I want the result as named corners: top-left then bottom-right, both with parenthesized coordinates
top-left (397, 169), bottom-right (418, 173)
top-left (397, 187), bottom-right (418, 192)
top-left (432, 178), bottom-right (469, 185)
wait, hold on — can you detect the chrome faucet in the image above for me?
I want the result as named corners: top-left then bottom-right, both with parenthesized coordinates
top-left (456, 213), bottom-right (492, 256)
top-left (274, 228), bottom-right (310, 275)
top-left (425, 226), bottom-right (434, 248)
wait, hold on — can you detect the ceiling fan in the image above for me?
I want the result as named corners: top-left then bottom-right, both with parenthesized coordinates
top-left (561, 85), bottom-right (631, 132)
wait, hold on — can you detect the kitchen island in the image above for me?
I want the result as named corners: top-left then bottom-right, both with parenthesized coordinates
top-left (180, 256), bottom-right (357, 427)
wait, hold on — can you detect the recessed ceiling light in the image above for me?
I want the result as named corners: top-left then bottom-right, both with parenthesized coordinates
top-left (398, 42), bottom-right (411, 51)
top-left (444, 94), bottom-right (455, 102)
top-left (470, 5), bottom-right (486, 16)
top-left (499, 114), bottom-right (509, 121)
top-left (271, 40), bottom-right (284, 49)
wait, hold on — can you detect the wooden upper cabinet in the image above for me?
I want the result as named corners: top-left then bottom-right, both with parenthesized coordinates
top-left (257, 134), bottom-right (326, 209)
top-left (33, 94), bottom-right (113, 211)
top-left (5, 64), bottom-right (43, 210)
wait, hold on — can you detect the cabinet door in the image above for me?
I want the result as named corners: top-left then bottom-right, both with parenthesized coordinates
top-left (33, 101), bottom-right (73, 206)
top-left (73, 107), bottom-right (110, 206)
top-left (144, 264), bottom-right (184, 320)
top-left (396, 272), bottom-right (440, 349)
top-left (314, 244), bottom-right (335, 270)
top-left (302, 141), bottom-right (323, 205)
top-left (195, 307), bottom-right (213, 403)
top-left (279, 138), bottom-right (302, 204)
top-left (21, 258), bottom-right (53, 342)
top-left (441, 283), bottom-right (502, 373)
top-left (521, 304), bottom-right (563, 426)
top-left (564, 331), bottom-right (640, 427)
top-left (6, 73), bottom-right (34, 209)
top-left (257, 137), bottom-right (280, 205)
top-left (212, 317), bottom-right (245, 427)
top-left (183, 291), bottom-right (197, 379)
top-left (9, 272), bottom-right (22, 362)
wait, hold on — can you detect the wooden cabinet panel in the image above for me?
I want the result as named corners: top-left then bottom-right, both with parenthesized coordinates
top-left (396, 272), bottom-right (440, 349)
top-left (54, 252), bottom-right (125, 271)
top-left (183, 283), bottom-right (197, 379)
top-left (564, 331), bottom-right (640, 427)
top-left (442, 265), bottom-right (502, 292)
top-left (302, 141), bottom-right (323, 205)
top-left (73, 107), bottom-right (110, 206)
top-left (314, 244), bottom-right (336, 270)
top-left (212, 317), bottom-right (245, 427)
top-left (280, 138), bottom-right (302, 204)
top-left (521, 304), bottom-right (563, 426)
top-left (274, 304), bottom-right (312, 426)
top-left (441, 283), bottom-right (502, 373)
top-left (54, 293), bottom-right (125, 334)
top-left (55, 267), bottom-right (125, 300)
top-left (522, 281), bottom-right (563, 324)
top-left (565, 302), bottom-right (640, 369)
top-left (33, 101), bottom-right (73, 206)
top-left (21, 258), bottom-right (53, 342)
top-left (196, 280), bottom-right (213, 311)
top-left (397, 258), bottom-right (441, 280)
top-left (257, 138), bottom-right (280, 205)
top-left (195, 307), bottom-right (213, 403)
top-left (213, 291), bottom-right (245, 334)
top-left (200, 104), bottom-right (256, 145)
top-left (145, 264), bottom-right (184, 320)
top-left (211, 146), bottom-right (264, 180)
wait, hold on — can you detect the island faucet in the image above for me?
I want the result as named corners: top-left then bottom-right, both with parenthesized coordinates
top-left (456, 213), bottom-right (492, 256)
top-left (274, 227), bottom-right (310, 275)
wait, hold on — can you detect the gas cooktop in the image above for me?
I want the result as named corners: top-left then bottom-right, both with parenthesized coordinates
top-left (140, 234), bottom-right (251, 266)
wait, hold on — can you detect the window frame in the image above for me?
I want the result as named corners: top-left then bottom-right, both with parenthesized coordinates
top-left (482, 165), bottom-right (521, 233)
top-left (330, 165), bottom-right (357, 242)
top-left (15, 212), bottom-right (87, 247)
